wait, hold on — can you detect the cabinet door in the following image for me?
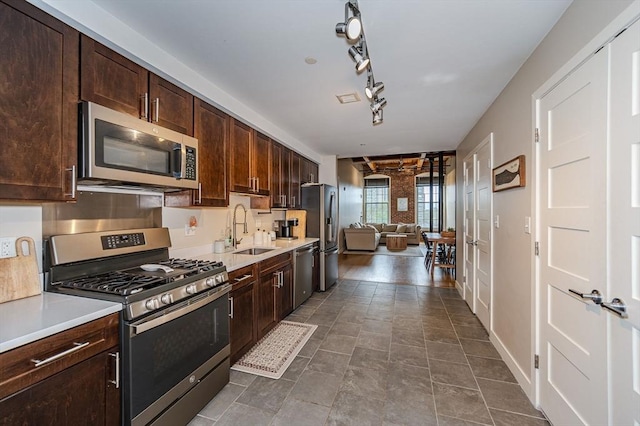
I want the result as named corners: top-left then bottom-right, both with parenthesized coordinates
top-left (194, 99), bottom-right (228, 206)
top-left (256, 273), bottom-right (278, 340)
top-left (0, 0), bottom-right (78, 201)
top-left (228, 119), bottom-right (253, 193)
top-left (230, 281), bottom-right (256, 363)
top-left (277, 265), bottom-right (294, 320)
top-left (164, 99), bottom-right (228, 208)
top-left (282, 147), bottom-right (292, 207)
top-left (309, 162), bottom-right (319, 183)
top-left (253, 132), bottom-right (271, 195)
top-left (290, 152), bottom-right (301, 208)
top-left (81, 35), bottom-right (147, 118)
top-left (270, 141), bottom-right (284, 207)
top-left (148, 73), bottom-right (194, 135)
top-left (0, 349), bottom-right (120, 426)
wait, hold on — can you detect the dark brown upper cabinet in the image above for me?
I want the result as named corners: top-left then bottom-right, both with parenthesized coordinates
top-left (301, 157), bottom-right (319, 185)
top-left (228, 119), bottom-right (270, 196)
top-left (290, 151), bottom-right (301, 208)
top-left (0, 0), bottom-right (79, 202)
top-left (165, 99), bottom-right (228, 208)
top-left (81, 35), bottom-right (194, 136)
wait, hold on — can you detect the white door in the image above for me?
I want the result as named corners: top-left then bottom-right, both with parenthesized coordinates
top-left (537, 48), bottom-right (609, 425)
top-left (608, 18), bottom-right (640, 426)
top-left (463, 154), bottom-right (475, 308)
top-left (474, 137), bottom-right (492, 329)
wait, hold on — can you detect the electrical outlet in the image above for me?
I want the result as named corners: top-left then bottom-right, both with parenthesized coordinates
top-left (0, 237), bottom-right (17, 258)
top-left (184, 225), bottom-right (196, 236)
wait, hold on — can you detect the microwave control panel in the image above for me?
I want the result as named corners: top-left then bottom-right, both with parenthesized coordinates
top-left (185, 146), bottom-right (196, 181)
top-left (101, 232), bottom-right (146, 250)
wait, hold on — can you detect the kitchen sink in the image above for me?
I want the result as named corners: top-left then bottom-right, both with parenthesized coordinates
top-left (234, 248), bottom-right (275, 255)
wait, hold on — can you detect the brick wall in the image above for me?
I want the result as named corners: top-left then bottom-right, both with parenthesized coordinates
top-left (364, 170), bottom-right (416, 224)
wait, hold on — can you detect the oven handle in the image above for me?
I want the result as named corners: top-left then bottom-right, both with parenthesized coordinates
top-left (131, 284), bottom-right (230, 336)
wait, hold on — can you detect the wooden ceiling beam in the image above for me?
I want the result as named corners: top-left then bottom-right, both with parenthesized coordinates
top-left (363, 156), bottom-right (377, 172)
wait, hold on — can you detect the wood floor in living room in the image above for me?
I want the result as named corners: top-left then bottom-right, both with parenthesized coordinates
top-left (338, 249), bottom-right (456, 288)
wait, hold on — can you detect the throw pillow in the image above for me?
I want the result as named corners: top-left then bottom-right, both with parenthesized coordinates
top-left (365, 224), bottom-right (378, 232)
top-left (383, 224), bottom-right (397, 232)
top-left (352, 222), bottom-right (362, 228)
top-left (405, 224), bottom-right (416, 233)
top-left (396, 224), bottom-right (407, 233)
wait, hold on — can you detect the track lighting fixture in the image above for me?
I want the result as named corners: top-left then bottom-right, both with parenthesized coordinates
top-left (372, 109), bottom-right (383, 125)
top-left (370, 97), bottom-right (387, 113)
top-left (365, 79), bottom-right (384, 100)
top-left (335, 1), bottom-right (362, 41)
top-left (335, 0), bottom-right (387, 124)
top-left (348, 45), bottom-right (370, 72)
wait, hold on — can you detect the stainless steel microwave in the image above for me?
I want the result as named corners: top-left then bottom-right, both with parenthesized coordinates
top-left (79, 101), bottom-right (198, 190)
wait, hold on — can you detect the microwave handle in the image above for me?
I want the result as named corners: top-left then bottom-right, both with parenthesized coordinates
top-left (172, 144), bottom-right (184, 179)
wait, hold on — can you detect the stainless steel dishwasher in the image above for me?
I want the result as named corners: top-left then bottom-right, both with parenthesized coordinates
top-left (294, 244), bottom-right (314, 309)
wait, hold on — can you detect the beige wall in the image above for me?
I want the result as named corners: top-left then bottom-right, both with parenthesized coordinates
top-left (337, 159), bottom-right (364, 251)
top-left (456, 0), bottom-right (634, 393)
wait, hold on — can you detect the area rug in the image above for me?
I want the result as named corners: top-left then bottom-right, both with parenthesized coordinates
top-left (344, 244), bottom-right (425, 257)
top-left (231, 321), bottom-right (317, 379)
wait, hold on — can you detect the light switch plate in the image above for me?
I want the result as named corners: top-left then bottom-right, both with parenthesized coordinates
top-left (524, 216), bottom-right (531, 234)
top-left (494, 215), bottom-right (500, 229)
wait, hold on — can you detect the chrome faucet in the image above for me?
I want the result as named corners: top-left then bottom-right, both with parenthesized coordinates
top-left (232, 204), bottom-right (248, 249)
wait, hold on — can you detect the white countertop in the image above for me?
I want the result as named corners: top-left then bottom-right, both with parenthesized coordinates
top-left (0, 293), bottom-right (122, 353)
top-left (192, 238), bottom-right (319, 272)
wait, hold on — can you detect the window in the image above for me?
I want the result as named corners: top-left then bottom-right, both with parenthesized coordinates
top-left (364, 176), bottom-right (389, 223)
top-left (416, 175), bottom-right (439, 230)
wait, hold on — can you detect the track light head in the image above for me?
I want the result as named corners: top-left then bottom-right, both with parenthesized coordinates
top-left (372, 109), bottom-right (383, 125)
top-left (370, 97), bottom-right (387, 113)
top-left (335, 16), bottom-right (362, 40)
top-left (365, 81), bottom-right (384, 100)
top-left (348, 46), bottom-right (369, 72)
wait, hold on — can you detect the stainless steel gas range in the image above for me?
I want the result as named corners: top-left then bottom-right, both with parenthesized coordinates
top-left (44, 227), bottom-right (230, 426)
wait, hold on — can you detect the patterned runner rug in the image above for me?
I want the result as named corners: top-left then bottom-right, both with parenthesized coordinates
top-left (231, 321), bottom-right (317, 379)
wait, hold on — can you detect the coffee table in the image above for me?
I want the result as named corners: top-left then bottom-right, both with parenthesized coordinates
top-left (386, 234), bottom-right (407, 251)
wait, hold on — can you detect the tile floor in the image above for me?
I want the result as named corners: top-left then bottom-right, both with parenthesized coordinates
top-left (189, 280), bottom-right (550, 426)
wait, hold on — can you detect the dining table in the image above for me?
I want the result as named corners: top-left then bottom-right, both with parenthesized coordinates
top-left (424, 232), bottom-right (456, 275)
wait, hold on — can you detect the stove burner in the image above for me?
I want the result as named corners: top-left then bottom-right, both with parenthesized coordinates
top-left (55, 258), bottom-right (224, 296)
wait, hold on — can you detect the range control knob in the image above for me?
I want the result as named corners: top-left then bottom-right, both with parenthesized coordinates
top-left (215, 274), bottom-right (225, 284)
top-left (185, 284), bottom-right (197, 294)
top-left (145, 298), bottom-right (159, 310)
top-left (205, 277), bottom-right (215, 287)
top-left (160, 293), bottom-right (173, 304)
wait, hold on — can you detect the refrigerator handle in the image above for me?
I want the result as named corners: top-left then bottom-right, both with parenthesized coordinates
top-left (327, 191), bottom-right (336, 243)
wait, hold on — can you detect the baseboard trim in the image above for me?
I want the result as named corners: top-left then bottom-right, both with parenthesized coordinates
top-left (489, 331), bottom-right (536, 406)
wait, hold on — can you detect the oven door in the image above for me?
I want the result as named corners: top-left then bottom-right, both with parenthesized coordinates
top-left (123, 285), bottom-right (230, 426)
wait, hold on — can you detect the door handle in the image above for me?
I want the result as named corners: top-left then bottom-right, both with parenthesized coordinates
top-left (601, 298), bottom-right (628, 318)
top-left (568, 289), bottom-right (603, 305)
top-left (229, 296), bottom-right (234, 319)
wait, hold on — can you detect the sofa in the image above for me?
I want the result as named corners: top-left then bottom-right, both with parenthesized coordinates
top-left (344, 222), bottom-right (422, 251)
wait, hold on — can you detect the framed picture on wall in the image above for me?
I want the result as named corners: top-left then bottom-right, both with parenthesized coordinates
top-left (493, 155), bottom-right (526, 192)
top-left (397, 197), bottom-right (408, 211)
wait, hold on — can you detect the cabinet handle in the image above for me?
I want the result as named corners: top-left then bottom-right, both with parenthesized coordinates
top-left (291, 196), bottom-right (296, 207)
top-left (153, 98), bottom-right (160, 122)
top-left (197, 182), bottom-right (202, 204)
top-left (141, 93), bottom-right (149, 119)
top-left (229, 296), bottom-right (234, 319)
top-left (279, 271), bottom-right (284, 288)
top-left (109, 352), bottom-right (120, 388)
top-left (31, 341), bottom-right (90, 367)
top-left (256, 177), bottom-right (260, 192)
top-left (65, 165), bottom-right (76, 199)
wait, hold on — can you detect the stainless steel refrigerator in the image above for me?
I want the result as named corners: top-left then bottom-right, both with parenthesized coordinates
top-left (301, 183), bottom-right (338, 291)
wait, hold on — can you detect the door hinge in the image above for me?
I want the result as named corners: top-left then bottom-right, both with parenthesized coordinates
top-left (535, 241), bottom-right (539, 256)
top-left (534, 354), bottom-right (540, 369)
top-left (535, 128), bottom-right (540, 143)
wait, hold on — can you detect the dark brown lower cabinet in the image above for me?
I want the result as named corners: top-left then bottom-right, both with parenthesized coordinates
top-left (0, 313), bottom-right (120, 425)
top-left (276, 264), bottom-right (293, 320)
top-left (0, 349), bottom-right (119, 425)
top-left (256, 253), bottom-right (293, 339)
top-left (229, 265), bottom-right (257, 364)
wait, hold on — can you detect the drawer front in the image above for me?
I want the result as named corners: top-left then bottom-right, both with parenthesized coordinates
top-left (259, 252), bottom-right (292, 276)
top-left (0, 312), bottom-right (119, 399)
top-left (229, 264), bottom-right (257, 291)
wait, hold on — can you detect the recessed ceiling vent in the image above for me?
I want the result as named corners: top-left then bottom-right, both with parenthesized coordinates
top-left (336, 92), bottom-right (361, 104)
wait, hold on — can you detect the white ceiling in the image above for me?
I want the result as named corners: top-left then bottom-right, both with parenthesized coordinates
top-left (88, 0), bottom-right (571, 158)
